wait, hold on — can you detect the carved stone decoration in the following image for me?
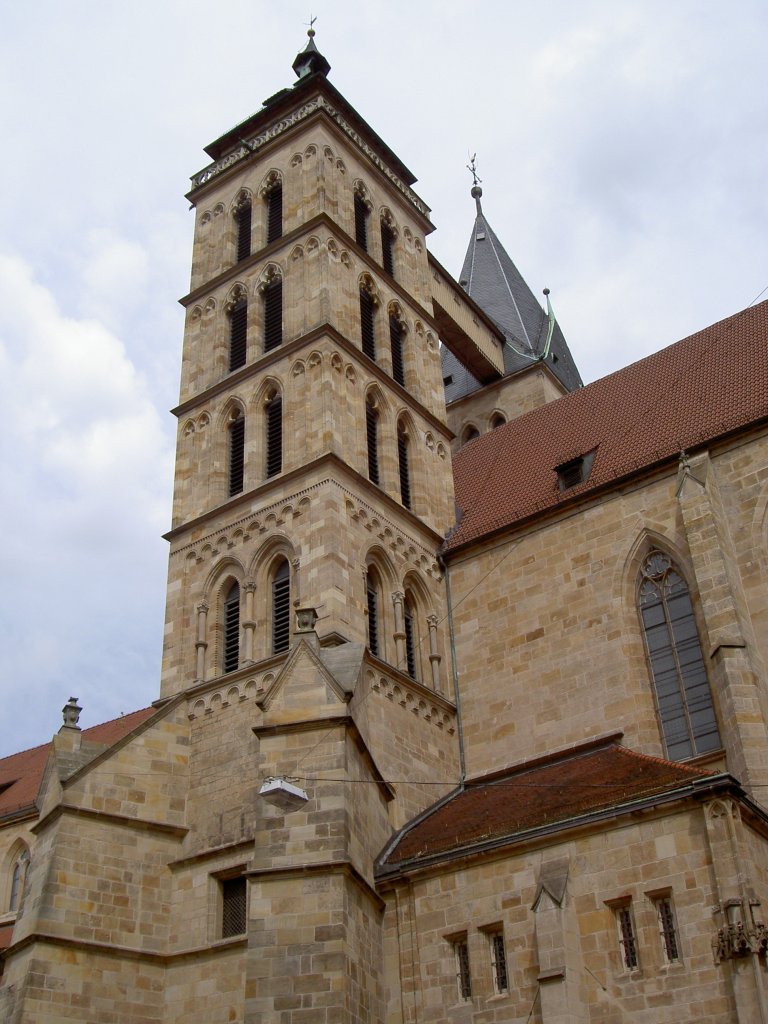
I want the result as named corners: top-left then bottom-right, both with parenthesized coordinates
top-left (61, 696), bottom-right (82, 729)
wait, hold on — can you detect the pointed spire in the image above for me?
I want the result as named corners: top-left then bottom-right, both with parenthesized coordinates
top-left (292, 20), bottom-right (331, 80)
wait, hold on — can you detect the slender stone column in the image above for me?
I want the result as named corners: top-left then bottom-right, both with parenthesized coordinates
top-left (427, 613), bottom-right (442, 692)
top-left (195, 601), bottom-right (208, 681)
top-left (392, 591), bottom-right (406, 669)
top-left (243, 582), bottom-right (257, 664)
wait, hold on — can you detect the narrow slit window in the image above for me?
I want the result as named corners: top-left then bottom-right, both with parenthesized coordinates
top-left (398, 423), bottom-right (411, 509)
top-left (272, 560), bottom-right (291, 654)
top-left (266, 184), bottom-right (283, 244)
top-left (638, 550), bottom-right (721, 760)
top-left (235, 203), bottom-right (251, 262)
top-left (360, 290), bottom-right (376, 360)
top-left (265, 393), bottom-right (282, 479)
top-left (489, 931), bottom-right (508, 994)
top-left (229, 299), bottom-right (247, 372)
top-left (616, 905), bottom-right (639, 970)
top-left (654, 895), bottom-right (681, 963)
top-left (9, 849), bottom-right (30, 913)
top-left (228, 414), bottom-right (245, 497)
top-left (453, 937), bottom-right (471, 1001)
top-left (263, 277), bottom-right (283, 352)
top-left (354, 192), bottom-right (368, 251)
top-left (381, 220), bottom-right (395, 277)
top-left (404, 598), bottom-right (417, 680)
top-left (223, 581), bottom-right (240, 674)
top-left (366, 400), bottom-right (379, 485)
top-left (390, 317), bottom-right (405, 387)
top-left (366, 571), bottom-right (380, 657)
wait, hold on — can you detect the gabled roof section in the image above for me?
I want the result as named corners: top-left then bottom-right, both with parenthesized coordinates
top-left (445, 300), bottom-right (768, 553)
top-left (0, 707), bottom-right (157, 820)
top-left (378, 737), bottom-right (718, 873)
top-left (458, 187), bottom-right (582, 392)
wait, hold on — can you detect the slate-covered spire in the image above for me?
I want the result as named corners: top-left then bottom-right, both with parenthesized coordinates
top-left (292, 25), bottom-right (331, 80)
top-left (458, 182), bottom-right (582, 391)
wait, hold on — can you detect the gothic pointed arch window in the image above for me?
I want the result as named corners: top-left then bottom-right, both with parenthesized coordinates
top-left (360, 279), bottom-right (377, 361)
top-left (354, 183), bottom-right (370, 252)
top-left (389, 312), bottom-right (406, 387)
top-left (223, 580), bottom-right (241, 673)
top-left (365, 394), bottom-right (380, 486)
top-left (228, 410), bottom-right (245, 497)
top-left (380, 210), bottom-right (396, 278)
top-left (638, 550), bottom-right (721, 760)
top-left (8, 847), bottom-right (30, 913)
top-left (228, 295), bottom-right (248, 372)
top-left (397, 419), bottom-right (411, 509)
top-left (403, 591), bottom-right (418, 680)
top-left (461, 424), bottom-right (480, 446)
top-left (271, 559), bottom-right (291, 654)
top-left (265, 390), bottom-right (282, 478)
top-left (261, 171), bottom-right (283, 246)
top-left (234, 193), bottom-right (252, 262)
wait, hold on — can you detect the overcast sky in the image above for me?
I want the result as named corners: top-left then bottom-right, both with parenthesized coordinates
top-left (1, 0), bottom-right (766, 755)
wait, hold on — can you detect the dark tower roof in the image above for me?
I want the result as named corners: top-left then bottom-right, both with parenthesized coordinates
top-left (457, 185), bottom-right (582, 392)
top-left (292, 26), bottom-right (331, 80)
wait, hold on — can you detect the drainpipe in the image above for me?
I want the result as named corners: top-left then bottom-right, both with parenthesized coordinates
top-left (438, 554), bottom-right (466, 788)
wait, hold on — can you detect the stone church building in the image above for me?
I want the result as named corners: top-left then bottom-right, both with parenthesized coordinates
top-left (2, 31), bottom-right (768, 1023)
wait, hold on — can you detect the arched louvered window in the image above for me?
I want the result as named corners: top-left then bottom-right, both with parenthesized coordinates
top-left (360, 289), bottom-right (376, 360)
top-left (354, 192), bottom-right (369, 251)
top-left (263, 277), bottom-right (282, 352)
top-left (229, 299), bottom-right (247, 372)
top-left (638, 550), bottom-right (721, 760)
top-left (404, 595), bottom-right (418, 680)
top-left (390, 316), bottom-right (405, 387)
top-left (9, 849), bottom-right (29, 913)
top-left (397, 422), bottom-right (411, 509)
top-left (366, 569), bottom-right (380, 657)
top-left (265, 393), bottom-right (282, 478)
top-left (272, 560), bottom-right (291, 654)
top-left (381, 220), bottom-right (395, 277)
top-left (228, 413), bottom-right (245, 497)
top-left (235, 202), bottom-right (252, 262)
top-left (266, 184), bottom-right (283, 245)
top-left (366, 398), bottom-right (380, 486)
top-left (223, 581), bottom-right (240, 674)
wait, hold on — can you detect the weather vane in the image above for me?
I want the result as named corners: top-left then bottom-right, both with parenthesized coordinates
top-left (466, 153), bottom-right (482, 187)
top-left (305, 14), bottom-right (317, 36)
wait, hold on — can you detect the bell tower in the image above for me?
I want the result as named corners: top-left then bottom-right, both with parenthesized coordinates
top-left (160, 30), bottom-right (460, 1023)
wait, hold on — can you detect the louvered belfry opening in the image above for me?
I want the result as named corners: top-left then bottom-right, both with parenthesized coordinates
top-left (265, 394), bottom-right (282, 478)
top-left (354, 192), bottom-right (368, 251)
top-left (390, 316), bottom-right (405, 386)
top-left (223, 581), bottom-right (240, 674)
top-left (228, 415), bottom-right (245, 496)
top-left (229, 299), bottom-right (247, 372)
top-left (221, 875), bottom-right (246, 937)
top-left (235, 203), bottom-right (251, 262)
top-left (272, 560), bottom-right (291, 654)
top-left (398, 424), bottom-right (411, 509)
top-left (360, 290), bottom-right (376, 360)
top-left (366, 572), bottom-right (379, 657)
top-left (404, 600), bottom-right (417, 679)
top-left (266, 184), bottom-right (282, 245)
top-left (263, 277), bottom-right (283, 352)
top-left (366, 400), bottom-right (379, 485)
top-left (381, 221), bottom-right (395, 277)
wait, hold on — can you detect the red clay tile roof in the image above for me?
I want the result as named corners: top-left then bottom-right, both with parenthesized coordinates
top-left (0, 707), bottom-right (157, 820)
top-left (446, 300), bottom-right (768, 552)
top-left (379, 740), bottom-right (717, 870)
top-left (0, 924), bottom-right (14, 951)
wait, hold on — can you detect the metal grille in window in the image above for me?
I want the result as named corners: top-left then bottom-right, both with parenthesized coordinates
top-left (360, 291), bottom-right (376, 360)
top-left (617, 907), bottom-right (638, 969)
top-left (229, 300), bottom-right (247, 371)
top-left (398, 426), bottom-right (411, 509)
top-left (221, 875), bottom-right (246, 937)
top-left (455, 939), bottom-right (472, 1000)
top-left (354, 192), bottom-right (368, 251)
top-left (404, 603), bottom-right (417, 680)
top-left (390, 317), bottom-right (405, 386)
top-left (639, 550), bottom-right (721, 760)
top-left (366, 403), bottom-right (379, 485)
top-left (367, 574), bottom-right (379, 657)
top-left (656, 897), bottom-right (680, 962)
top-left (266, 185), bottom-right (283, 245)
top-left (228, 416), bottom-right (245, 496)
top-left (272, 561), bottom-right (290, 654)
top-left (490, 932), bottom-right (508, 993)
top-left (263, 278), bottom-right (283, 352)
top-left (381, 221), bottom-right (395, 277)
top-left (236, 204), bottom-right (252, 263)
top-left (265, 395), bottom-right (282, 478)
top-left (223, 582), bottom-right (240, 674)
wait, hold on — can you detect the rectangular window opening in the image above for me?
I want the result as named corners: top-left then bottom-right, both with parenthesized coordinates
top-left (615, 904), bottom-right (639, 970)
top-left (489, 930), bottom-right (508, 994)
top-left (452, 936), bottom-right (472, 1001)
top-left (220, 874), bottom-right (247, 938)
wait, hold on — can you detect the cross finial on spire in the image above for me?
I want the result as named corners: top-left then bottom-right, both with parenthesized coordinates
top-left (467, 153), bottom-right (483, 213)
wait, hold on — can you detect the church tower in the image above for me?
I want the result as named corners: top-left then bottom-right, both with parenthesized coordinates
top-left (159, 30), bottom-right (460, 1022)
